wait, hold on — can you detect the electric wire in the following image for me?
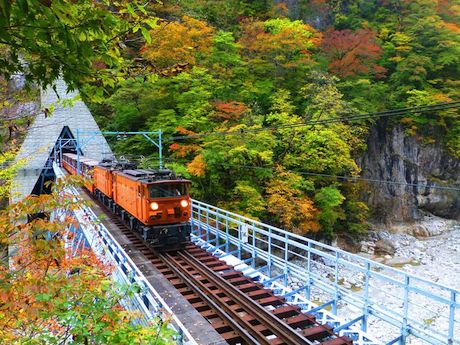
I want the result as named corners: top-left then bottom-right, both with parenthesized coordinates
top-left (223, 163), bottom-right (460, 192)
top-left (166, 101), bottom-right (460, 141)
top-left (141, 156), bottom-right (460, 192)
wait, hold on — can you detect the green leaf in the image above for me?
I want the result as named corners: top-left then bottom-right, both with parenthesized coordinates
top-left (126, 3), bottom-right (135, 16)
top-left (141, 27), bottom-right (151, 44)
top-left (36, 293), bottom-right (52, 302)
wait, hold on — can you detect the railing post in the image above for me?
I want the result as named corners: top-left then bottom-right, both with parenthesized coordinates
top-left (284, 233), bottom-right (289, 286)
top-left (197, 206), bottom-right (202, 237)
top-left (215, 209), bottom-right (220, 247)
top-left (206, 205), bottom-right (210, 243)
top-left (268, 228), bottom-right (272, 278)
top-left (238, 217), bottom-right (242, 260)
top-left (252, 222), bottom-right (257, 268)
top-left (448, 290), bottom-right (456, 344)
top-left (307, 241), bottom-right (312, 300)
top-left (333, 251), bottom-right (339, 315)
top-left (225, 217), bottom-right (229, 252)
top-left (362, 261), bottom-right (371, 332)
top-left (401, 275), bottom-right (410, 344)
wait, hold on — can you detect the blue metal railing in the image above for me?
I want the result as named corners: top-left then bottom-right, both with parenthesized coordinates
top-left (190, 199), bottom-right (459, 345)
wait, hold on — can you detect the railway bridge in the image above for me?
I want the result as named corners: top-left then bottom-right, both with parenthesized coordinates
top-left (12, 80), bottom-right (460, 345)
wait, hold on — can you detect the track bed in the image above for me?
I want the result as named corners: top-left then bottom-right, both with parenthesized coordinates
top-left (89, 191), bottom-right (353, 345)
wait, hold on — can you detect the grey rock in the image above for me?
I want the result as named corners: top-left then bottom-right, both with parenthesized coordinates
top-left (375, 239), bottom-right (396, 255)
top-left (368, 231), bottom-right (380, 241)
top-left (413, 241), bottom-right (425, 250)
top-left (359, 120), bottom-right (460, 222)
top-left (342, 281), bottom-right (352, 289)
top-left (412, 225), bottom-right (430, 238)
top-left (378, 231), bottom-right (391, 240)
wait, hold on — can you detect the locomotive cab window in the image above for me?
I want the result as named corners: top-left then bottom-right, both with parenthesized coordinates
top-left (149, 183), bottom-right (190, 198)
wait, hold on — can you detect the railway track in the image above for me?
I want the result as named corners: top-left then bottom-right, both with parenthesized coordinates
top-left (89, 192), bottom-right (353, 345)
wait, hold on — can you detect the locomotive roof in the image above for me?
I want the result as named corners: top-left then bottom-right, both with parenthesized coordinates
top-left (63, 153), bottom-right (99, 166)
top-left (97, 159), bottom-right (137, 170)
top-left (63, 153), bottom-right (190, 183)
top-left (115, 169), bottom-right (191, 184)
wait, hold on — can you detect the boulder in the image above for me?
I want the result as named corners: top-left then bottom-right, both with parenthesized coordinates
top-left (375, 239), bottom-right (396, 255)
top-left (359, 241), bottom-right (375, 255)
top-left (412, 225), bottom-right (430, 238)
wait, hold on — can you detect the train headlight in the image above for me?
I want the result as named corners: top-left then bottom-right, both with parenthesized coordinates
top-left (180, 200), bottom-right (189, 208)
top-left (150, 202), bottom-right (159, 211)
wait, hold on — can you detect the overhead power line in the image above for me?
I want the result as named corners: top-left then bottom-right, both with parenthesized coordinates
top-left (226, 164), bottom-right (460, 192)
top-left (167, 101), bottom-right (460, 141)
top-left (144, 156), bottom-right (460, 192)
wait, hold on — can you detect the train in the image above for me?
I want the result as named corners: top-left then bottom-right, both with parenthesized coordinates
top-left (62, 153), bottom-right (192, 250)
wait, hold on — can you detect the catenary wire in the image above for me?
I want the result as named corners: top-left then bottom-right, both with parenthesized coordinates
top-left (140, 156), bottom-right (460, 192)
top-left (166, 101), bottom-right (460, 141)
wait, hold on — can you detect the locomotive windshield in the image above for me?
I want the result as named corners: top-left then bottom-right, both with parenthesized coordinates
top-left (149, 183), bottom-right (190, 198)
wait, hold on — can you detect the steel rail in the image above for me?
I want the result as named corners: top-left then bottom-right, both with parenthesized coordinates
top-left (83, 187), bottom-right (257, 344)
top-left (157, 252), bottom-right (260, 345)
top-left (176, 250), bottom-right (318, 345)
top-left (161, 252), bottom-right (277, 344)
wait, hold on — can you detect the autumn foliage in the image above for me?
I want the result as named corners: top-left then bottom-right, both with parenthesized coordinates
top-left (142, 16), bottom-right (214, 69)
top-left (187, 154), bottom-right (206, 177)
top-left (266, 168), bottom-right (319, 235)
top-left (321, 29), bottom-right (386, 78)
top-left (52, 0), bottom-right (459, 237)
top-left (212, 101), bottom-right (248, 121)
top-left (239, 18), bottom-right (321, 68)
top-left (0, 176), bottom-right (174, 343)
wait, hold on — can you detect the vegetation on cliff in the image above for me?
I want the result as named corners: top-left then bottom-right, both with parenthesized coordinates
top-left (90, 0), bottom-right (458, 237)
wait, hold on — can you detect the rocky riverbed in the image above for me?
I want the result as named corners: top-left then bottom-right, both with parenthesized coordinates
top-left (355, 217), bottom-right (460, 344)
top-left (288, 216), bottom-right (460, 344)
top-left (358, 216), bottom-right (460, 291)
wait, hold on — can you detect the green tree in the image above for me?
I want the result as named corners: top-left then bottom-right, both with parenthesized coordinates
top-left (142, 16), bottom-right (214, 70)
top-left (314, 185), bottom-right (345, 238)
top-left (238, 17), bottom-right (321, 103)
top-left (188, 124), bottom-right (275, 206)
top-left (0, 0), bottom-right (157, 98)
top-left (0, 150), bottom-right (21, 200)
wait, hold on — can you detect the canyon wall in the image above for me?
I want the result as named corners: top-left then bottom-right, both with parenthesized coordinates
top-left (360, 119), bottom-right (460, 224)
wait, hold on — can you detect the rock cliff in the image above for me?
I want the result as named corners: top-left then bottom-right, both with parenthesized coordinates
top-left (360, 119), bottom-right (460, 223)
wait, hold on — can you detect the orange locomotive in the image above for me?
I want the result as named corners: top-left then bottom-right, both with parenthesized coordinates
top-left (62, 153), bottom-right (192, 249)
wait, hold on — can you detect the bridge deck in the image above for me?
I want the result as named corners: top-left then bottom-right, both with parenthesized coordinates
top-left (77, 188), bottom-right (226, 345)
top-left (56, 162), bottom-right (458, 345)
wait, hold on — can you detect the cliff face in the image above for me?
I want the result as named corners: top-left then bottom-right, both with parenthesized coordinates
top-left (360, 119), bottom-right (460, 223)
